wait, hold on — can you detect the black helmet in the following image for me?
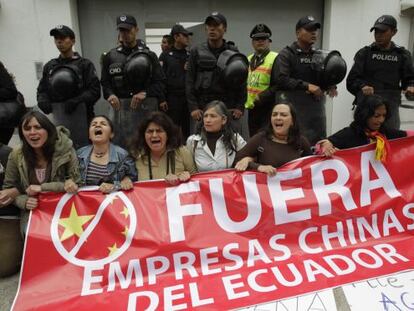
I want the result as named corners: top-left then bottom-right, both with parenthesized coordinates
top-left (217, 50), bottom-right (249, 89)
top-left (311, 50), bottom-right (347, 89)
top-left (49, 66), bottom-right (80, 101)
top-left (124, 51), bottom-right (152, 93)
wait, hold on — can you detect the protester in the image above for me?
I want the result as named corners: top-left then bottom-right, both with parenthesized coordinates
top-left (0, 145), bottom-right (22, 277)
top-left (346, 15), bottom-right (414, 129)
top-left (187, 100), bottom-right (246, 172)
top-left (131, 112), bottom-right (196, 183)
top-left (3, 111), bottom-right (80, 233)
top-left (101, 14), bottom-right (166, 148)
top-left (77, 115), bottom-right (137, 193)
top-left (0, 61), bottom-right (19, 145)
top-left (317, 94), bottom-right (407, 159)
top-left (235, 99), bottom-right (312, 176)
top-left (37, 25), bottom-right (100, 148)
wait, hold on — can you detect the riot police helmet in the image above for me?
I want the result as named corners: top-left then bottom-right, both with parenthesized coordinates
top-left (124, 51), bottom-right (152, 92)
top-left (217, 50), bottom-right (249, 89)
top-left (311, 50), bottom-right (347, 89)
top-left (49, 66), bottom-right (80, 101)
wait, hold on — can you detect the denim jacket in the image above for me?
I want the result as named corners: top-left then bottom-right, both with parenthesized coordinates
top-left (77, 143), bottom-right (137, 188)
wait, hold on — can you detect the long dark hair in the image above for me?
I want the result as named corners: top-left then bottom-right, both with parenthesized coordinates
top-left (130, 111), bottom-right (182, 157)
top-left (264, 99), bottom-right (303, 149)
top-left (352, 95), bottom-right (389, 132)
top-left (195, 100), bottom-right (238, 154)
top-left (18, 111), bottom-right (57, 168)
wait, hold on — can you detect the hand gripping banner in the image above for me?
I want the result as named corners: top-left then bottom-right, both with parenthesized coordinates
top-left (12, 137), bottom-right (414, 310)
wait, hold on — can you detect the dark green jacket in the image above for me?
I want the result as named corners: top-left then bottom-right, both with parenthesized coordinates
top-left (3, 126), bottom-right (80, 210)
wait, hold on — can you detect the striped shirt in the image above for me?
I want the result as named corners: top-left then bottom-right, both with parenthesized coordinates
top-left (85, 161), bottom-right (109, 185)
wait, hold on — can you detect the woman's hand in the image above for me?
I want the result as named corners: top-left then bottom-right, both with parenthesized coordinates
top-left (319, 139), bottom-right (338, 157)
top-left (0, 188), bottom-right (19, 207)
top-left (120, 177), bottom-right (134, 190)
top-left (99, 182), bottom-right (115, 194)
top-left (177, 171), bottom-right (191, 182)
top-left (64, 179), bottom-right (79, 193)
top-left (26, 197), bottom-right (39, 210)
top-left (26, 185), bottom-right (42, 196)
top-left (235, 157), bottom-right (253, 171)
top-left (257, 165), bottom-right (277, 176)
top-left (165, 174), bottom-right (180, 185)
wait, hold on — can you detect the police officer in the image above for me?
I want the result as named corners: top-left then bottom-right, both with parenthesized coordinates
top-left (347, 15), bottom-right (414, 129)
top-left (186, 12), bottom-right (248, 135)
top-left (37, 25), bottom-right (100, 148)
top-left (159, 24), bottom-right (193, 139)
top-left (101, 15), bottom-right (166, 147)
top-left (161, 34), bottom-right (174, 53)
top-left (245, 24), bottom-right (278, 137)
top-left (274, 16), bottom-right (337, 145)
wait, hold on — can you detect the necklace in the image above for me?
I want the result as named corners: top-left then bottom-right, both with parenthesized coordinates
top-left (93, 149), bottom-right (108, 158)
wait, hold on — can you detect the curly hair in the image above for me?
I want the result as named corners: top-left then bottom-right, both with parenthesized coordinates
top-left (130, 111), bottom-right (182, 157)
top-left (18, 111), bottom-right (57, 168)
top-left (264, 97), bottom-right (303, 149)
top-left (195, 100), bottom-right (238, 155)
top-left (352, 94), bottom-right (390, 132)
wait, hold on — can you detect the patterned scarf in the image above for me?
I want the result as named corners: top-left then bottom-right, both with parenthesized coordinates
top-left (365, 130), bottom-right (390, 163)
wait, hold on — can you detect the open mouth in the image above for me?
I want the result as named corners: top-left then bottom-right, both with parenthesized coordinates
top-left (94, 128), bottom-right (103, 136)
top-left (150, 139), bottom-right (162, 146)
top-left (29, 137), bottom-right (40, 142)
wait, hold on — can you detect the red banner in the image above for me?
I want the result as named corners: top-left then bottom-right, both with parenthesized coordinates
top-left (12, 137), bottom-right (414, 310)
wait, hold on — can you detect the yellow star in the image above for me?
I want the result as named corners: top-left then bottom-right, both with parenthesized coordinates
top-left (108, 243), bottom-right (118, 255)
top-left (121, 226), bottom-right (129, 237)
top-left (58, 203), bottom-right (95, 242)
top-left (120, 206), bottom-right (129, 218)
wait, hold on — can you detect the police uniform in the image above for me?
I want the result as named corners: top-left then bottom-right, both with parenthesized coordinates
top-left (101, 15), bottom-right (166, 148)
top-left (37, 25), bottom-right (100, 149)
top-left (159, 25), bottom-right (192, 139)
top-left (347, 15), bottom-right (414, 129)
top-left (186, 12), bottom-right (247, 135)
top-left (274, 17), bottom-right (326, 145)
top-left (245, 24), bottom-right (278, 136)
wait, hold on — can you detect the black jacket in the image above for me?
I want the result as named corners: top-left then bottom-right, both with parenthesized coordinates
top-left (101, 40), bottom-right (165, 102)
top-left (159, 47), bottom-right (189, 95)
top-left (186, 40), bottom-right (247, 112)
top-left (274, 42), bottom-right (319, 91)
top-left (0, 62), bottom-right (18, 102)
top-left (328, 123), bottom-right (406, 149)
top-left (37, 52), bottom-right (100, 109)
top-left (347, 42), bottom-right (414, 96)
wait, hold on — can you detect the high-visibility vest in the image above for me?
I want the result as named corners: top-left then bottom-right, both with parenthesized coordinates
top-left (245, 51), bottom-right (278, 109)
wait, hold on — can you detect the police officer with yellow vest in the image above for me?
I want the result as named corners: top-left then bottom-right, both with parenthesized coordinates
top-left (245, 24), bottom-right (278, 136)
top-left (347, 15), bottom-right (414, 129)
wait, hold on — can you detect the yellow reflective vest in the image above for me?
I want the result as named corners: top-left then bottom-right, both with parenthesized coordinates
top-left (245, 51), bottom-right (278, 109)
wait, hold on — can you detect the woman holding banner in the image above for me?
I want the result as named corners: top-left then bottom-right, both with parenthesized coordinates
top-left (186, 100), bottom-right (246, 172)
top-left (131, 112), bottom-right (196, 184)
top-left (234, 99), bottom-right (312, 176)
top-left (3, 111), bottom-right (80, 233)
top-left (77, 115), bottom-right (137, 193)
top-left (318, 95), bottom-right (408, 159)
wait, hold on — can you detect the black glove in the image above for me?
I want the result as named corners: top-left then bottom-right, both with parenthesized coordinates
top-left (38, 101), bottom-right (53, 114)
top-left (63, 98), bottom-right (81, 114)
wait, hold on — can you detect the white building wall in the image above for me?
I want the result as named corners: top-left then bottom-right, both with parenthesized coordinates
top-left (0, 0), bottom-right (80, 107)
top-left (323, 0), bottom-right (413, 133)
